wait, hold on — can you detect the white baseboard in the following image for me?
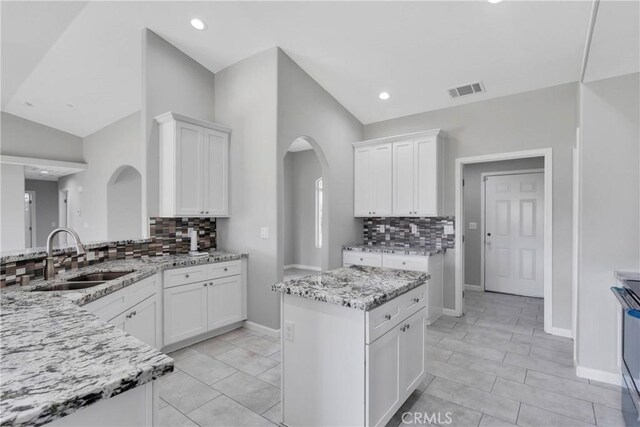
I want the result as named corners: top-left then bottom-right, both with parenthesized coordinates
top-left (243, 320), bottom-right (280, 338)
top-left (548, 327), bottom-right (573, 339)
top-left (284, 264), bottom-right (321, 271)
top-left (442, 308), bottom-right (457, 317)
top-left (465, 284), bottom-right (482, 292)
top-left (576, 366), bottom-right (623, 386)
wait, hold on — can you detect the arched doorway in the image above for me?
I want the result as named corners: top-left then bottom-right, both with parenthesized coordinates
top-left (107, 165), bottom-right (142, 240)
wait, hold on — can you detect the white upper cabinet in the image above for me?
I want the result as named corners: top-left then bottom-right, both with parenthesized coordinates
top-left (354, 130), bottom-right (442, 218)
top-left (156, 112), bottom-right (230, 217)
top-left (354, 143), bottom-right (392, 217)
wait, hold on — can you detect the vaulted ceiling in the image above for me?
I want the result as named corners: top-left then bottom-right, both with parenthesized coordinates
top-left (1, 1), bottom-right (637, 137)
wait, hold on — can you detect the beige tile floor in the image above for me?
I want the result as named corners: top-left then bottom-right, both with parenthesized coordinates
top-left (158, 291), bottom-right (638, 427)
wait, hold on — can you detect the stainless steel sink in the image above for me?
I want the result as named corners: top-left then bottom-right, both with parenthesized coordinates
top-left (67, 270), bottom-right (134, 282)
top-left (38, 281), bottom-right (107, 291)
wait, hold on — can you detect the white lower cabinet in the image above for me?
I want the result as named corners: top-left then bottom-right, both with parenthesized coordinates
top-left (163, 260), bottom-right (246, 347)
top-left (109, 294), bottom-right (162, 349)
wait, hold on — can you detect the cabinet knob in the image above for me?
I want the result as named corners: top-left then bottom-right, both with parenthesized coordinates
top-left (224, 267), bottom-right (228, 272)
top-left (206, 211), bottom-right (209, 214)
top-left (402, 262), bottom-right (406, 265)
top-left (405, 323), bottom-right (410, 330)
top-left (413, 297), bottom-right (420, 303)
top-left (185, 274), bottom-right (190, 278)
top-left (384, 314), bottom-right (392, 320)
top-left (360, 258), bottom-right (364, 261)
top-left (132, 311), bottom-right (136, 316)
top-left (203, 283), bottom-right (207, 287)
top-left (200, 211), bottom-right (204, 214)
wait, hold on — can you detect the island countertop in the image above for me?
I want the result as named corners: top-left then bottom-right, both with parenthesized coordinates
top-left (343, 243), bottom-right (445, 256)
top-left (0, 250), bottom-right (247, 426)
top-left (272, 265), bottom-right (429, 311)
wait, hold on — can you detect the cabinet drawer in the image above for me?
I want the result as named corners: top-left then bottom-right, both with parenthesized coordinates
top-left (343, 251), bottom-right (382, 267)
top-left (164, 265), bottom-right (206, 288)
top-left (382, 254), bottom-right (428, 272)
top-left (206, 260), bottom-right (241, 280)
top-left (84, 274), bottom-right (159, 322)
top-left (366, 297), bottom-right (403, 344)
top-left (124, 275), bottom-right (158, 308)
top-left (400, 285), bottom-right (426, 319)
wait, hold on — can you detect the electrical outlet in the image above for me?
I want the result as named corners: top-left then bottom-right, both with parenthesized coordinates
top-left (410, 224), bottom-right (418, 235)
top-left (260, 227), bottom-right (269, 239)
top-left (469, 222), bottom-right (477, 230)
top-left (285, 322), bottom-right (295, 342)
top-left (443, 225), bottom-right (454, 234)
top-left (378, 225), bottom-right (385, 233)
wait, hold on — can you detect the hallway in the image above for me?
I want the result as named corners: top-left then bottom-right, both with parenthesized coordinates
top-left (387, 291), bottom-right (636, 426)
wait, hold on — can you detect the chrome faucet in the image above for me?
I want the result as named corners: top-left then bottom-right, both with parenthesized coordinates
top-left (45, 228), bottom-right (86, 280)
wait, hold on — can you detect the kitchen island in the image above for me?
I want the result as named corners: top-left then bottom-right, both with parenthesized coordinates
top-left (272, 265), bottom-right (429, 427)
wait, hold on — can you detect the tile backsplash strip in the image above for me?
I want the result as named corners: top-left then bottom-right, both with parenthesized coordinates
top-left (0, 217), bottom-right (216, 288)
top-left (362, 217), bottom-right (455, 249)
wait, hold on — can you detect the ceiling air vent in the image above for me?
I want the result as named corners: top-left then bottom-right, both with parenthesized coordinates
top-left (448, 81), bottom-right (485, 98)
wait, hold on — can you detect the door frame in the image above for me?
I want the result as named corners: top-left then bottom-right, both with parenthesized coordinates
top-left (455, 148), bottom-right (554, 335)
top-left (25, 191), bottom-right (37, 248)
top-left (480, 169), bottom-right (545, 293)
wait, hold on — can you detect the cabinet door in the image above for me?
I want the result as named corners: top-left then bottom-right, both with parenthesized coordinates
top-left (393, 139), bottom-right (415, 216)
top-left (203, 129), bottom-right (229, 216)
top-left (125, 294), bottom-right (161, 349)
top-left (413, 136), bottom-right (440, 216)
top-left (366, 324), bottom-right (401, 427)
top-left (164, 281), bottom-right (208, 345)
top-left (371, 143), bottom-right (393, 216)
top-left (399, 309), bottom-right (426, 398)
top-left (354, 147), bottom-right (372, 216)
top-left (175, 121), bottom-right (204, 216)
top-left (207, 275), bottom-right (243, 331)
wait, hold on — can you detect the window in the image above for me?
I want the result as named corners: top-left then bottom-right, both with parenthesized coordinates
top-left (315, 178), bottom-right (323, 248)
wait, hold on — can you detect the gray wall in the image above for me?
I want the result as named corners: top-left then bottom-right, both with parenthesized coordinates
top-left (276, 49), bottom-right (363, 274)
top-left (577, 72), bottom-right (639, 376)
top-left (25, 179), bottom-right (59, 247)
top-left (463, 157), bottom-right (544, 287)
top-left (215, 48), bottom-right (280, 329)
top-left (1, 112), bottom-right (83, 161)
top-left (107, 166), bottom-right (142, 241)
top-left (142, 28), bottom-right (216, 219)
top-left (283, 150), bottom-right (322, 269)
top-left (1, 164), bottom-right (25, 251)
top-left (365, 83), bottom-right (576, 330)
top-left (59, 111), bottom-right (142, 242)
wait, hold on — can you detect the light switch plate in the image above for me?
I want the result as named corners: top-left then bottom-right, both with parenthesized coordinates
top-left (443, 225), bottom-right (454, 234)
top-left (469, 222), bottom-right (477, 230)
top-left (260, 227), bottom-right (269, 239)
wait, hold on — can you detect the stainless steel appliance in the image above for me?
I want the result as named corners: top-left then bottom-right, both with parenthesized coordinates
top-left (612, 274), bottom-right (640, 425)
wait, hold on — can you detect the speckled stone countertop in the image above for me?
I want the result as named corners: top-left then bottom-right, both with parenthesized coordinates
top-left (1, 250), bottom-right (246, 426)
top-left (343, 243), bottom-right (444, 256)
top-left (272, 265), bottom-right (428, 310)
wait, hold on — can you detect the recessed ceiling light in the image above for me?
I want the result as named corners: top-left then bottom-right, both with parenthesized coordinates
top-left (488, 0), bottom-right (503, 3)
top-left (40, 170), bottom-right (49, 174)
top-left (378, 92), bottom-right (390, 100)
top-left (190, 18), bottom-right (207, 30)
top-left (66, 104), bottom-right (74, 108)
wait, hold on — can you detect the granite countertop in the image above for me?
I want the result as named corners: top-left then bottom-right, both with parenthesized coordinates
top-left (1, 250), bottom-right (246, 426)
top-left (272, 265), bottom-right (429, 311)
top-left (615, 271), bottom-right (640, 283)
top-left (343, 243), bottom-right (445, 256)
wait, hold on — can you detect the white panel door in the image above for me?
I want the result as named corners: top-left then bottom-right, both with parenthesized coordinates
top-left (175, 121), bottom-right (204, 216)
top-left (413, 136), bottom-right (439, 216)
top-left (354, 147), bottom-right (372, 216)
top-left (203, 129), bottom-right (229, 216)
top-left (125, 295), bottom-right (160, 349)
top-left (370, 143), bottom-right (393, 216)
top-left (399, 309), bottom-right (426, 398)
top-left (207, 275), bottom-right (244, 330)
top-left (164, 281), bottom-right (208, 345)
top-left (393, 140), bottom-right (415, 216)
top-left (485, 173), bottom-right (544, 297)
top-left (366, 324), bottom-right (401, 427)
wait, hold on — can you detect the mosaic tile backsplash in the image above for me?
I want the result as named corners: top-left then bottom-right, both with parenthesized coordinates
top-left (0, 217), bottom-right (216, 287)
top-left (362, 217), bottom-right (455, 249)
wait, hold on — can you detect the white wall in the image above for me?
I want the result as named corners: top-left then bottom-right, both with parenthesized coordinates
top-left (142, 28), bottom-right (216, 219)
top-left (215, 48), bottom-right (280, 329)
top-left (1, 112), bottom-right (84, 161)
top-left (283, 150), bottom-right (322, 269)
top-left (0, 164), bottom-right (25, 251)
top-left (59, 111), bottom-right (142, 243)
top-left (277, 49), bottom-right (363, 273)
top-left (577, 72), bottom-right (639, 378)
top-left (463, 157), bottom-right (544, 287)
top-left (107, 166), bottom-right (142, 241)
top-left (364, 83), bottom-right (576, 330)
top-left (24, 179), bottom-right (59, 247)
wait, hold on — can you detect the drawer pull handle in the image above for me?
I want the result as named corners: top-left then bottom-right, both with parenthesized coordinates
top-left (405, 323), bottom-right (410, 330)
top-left (384, 314), bottom-right (392, 320)
top-left (413, 297), bottom-right (420, 303)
